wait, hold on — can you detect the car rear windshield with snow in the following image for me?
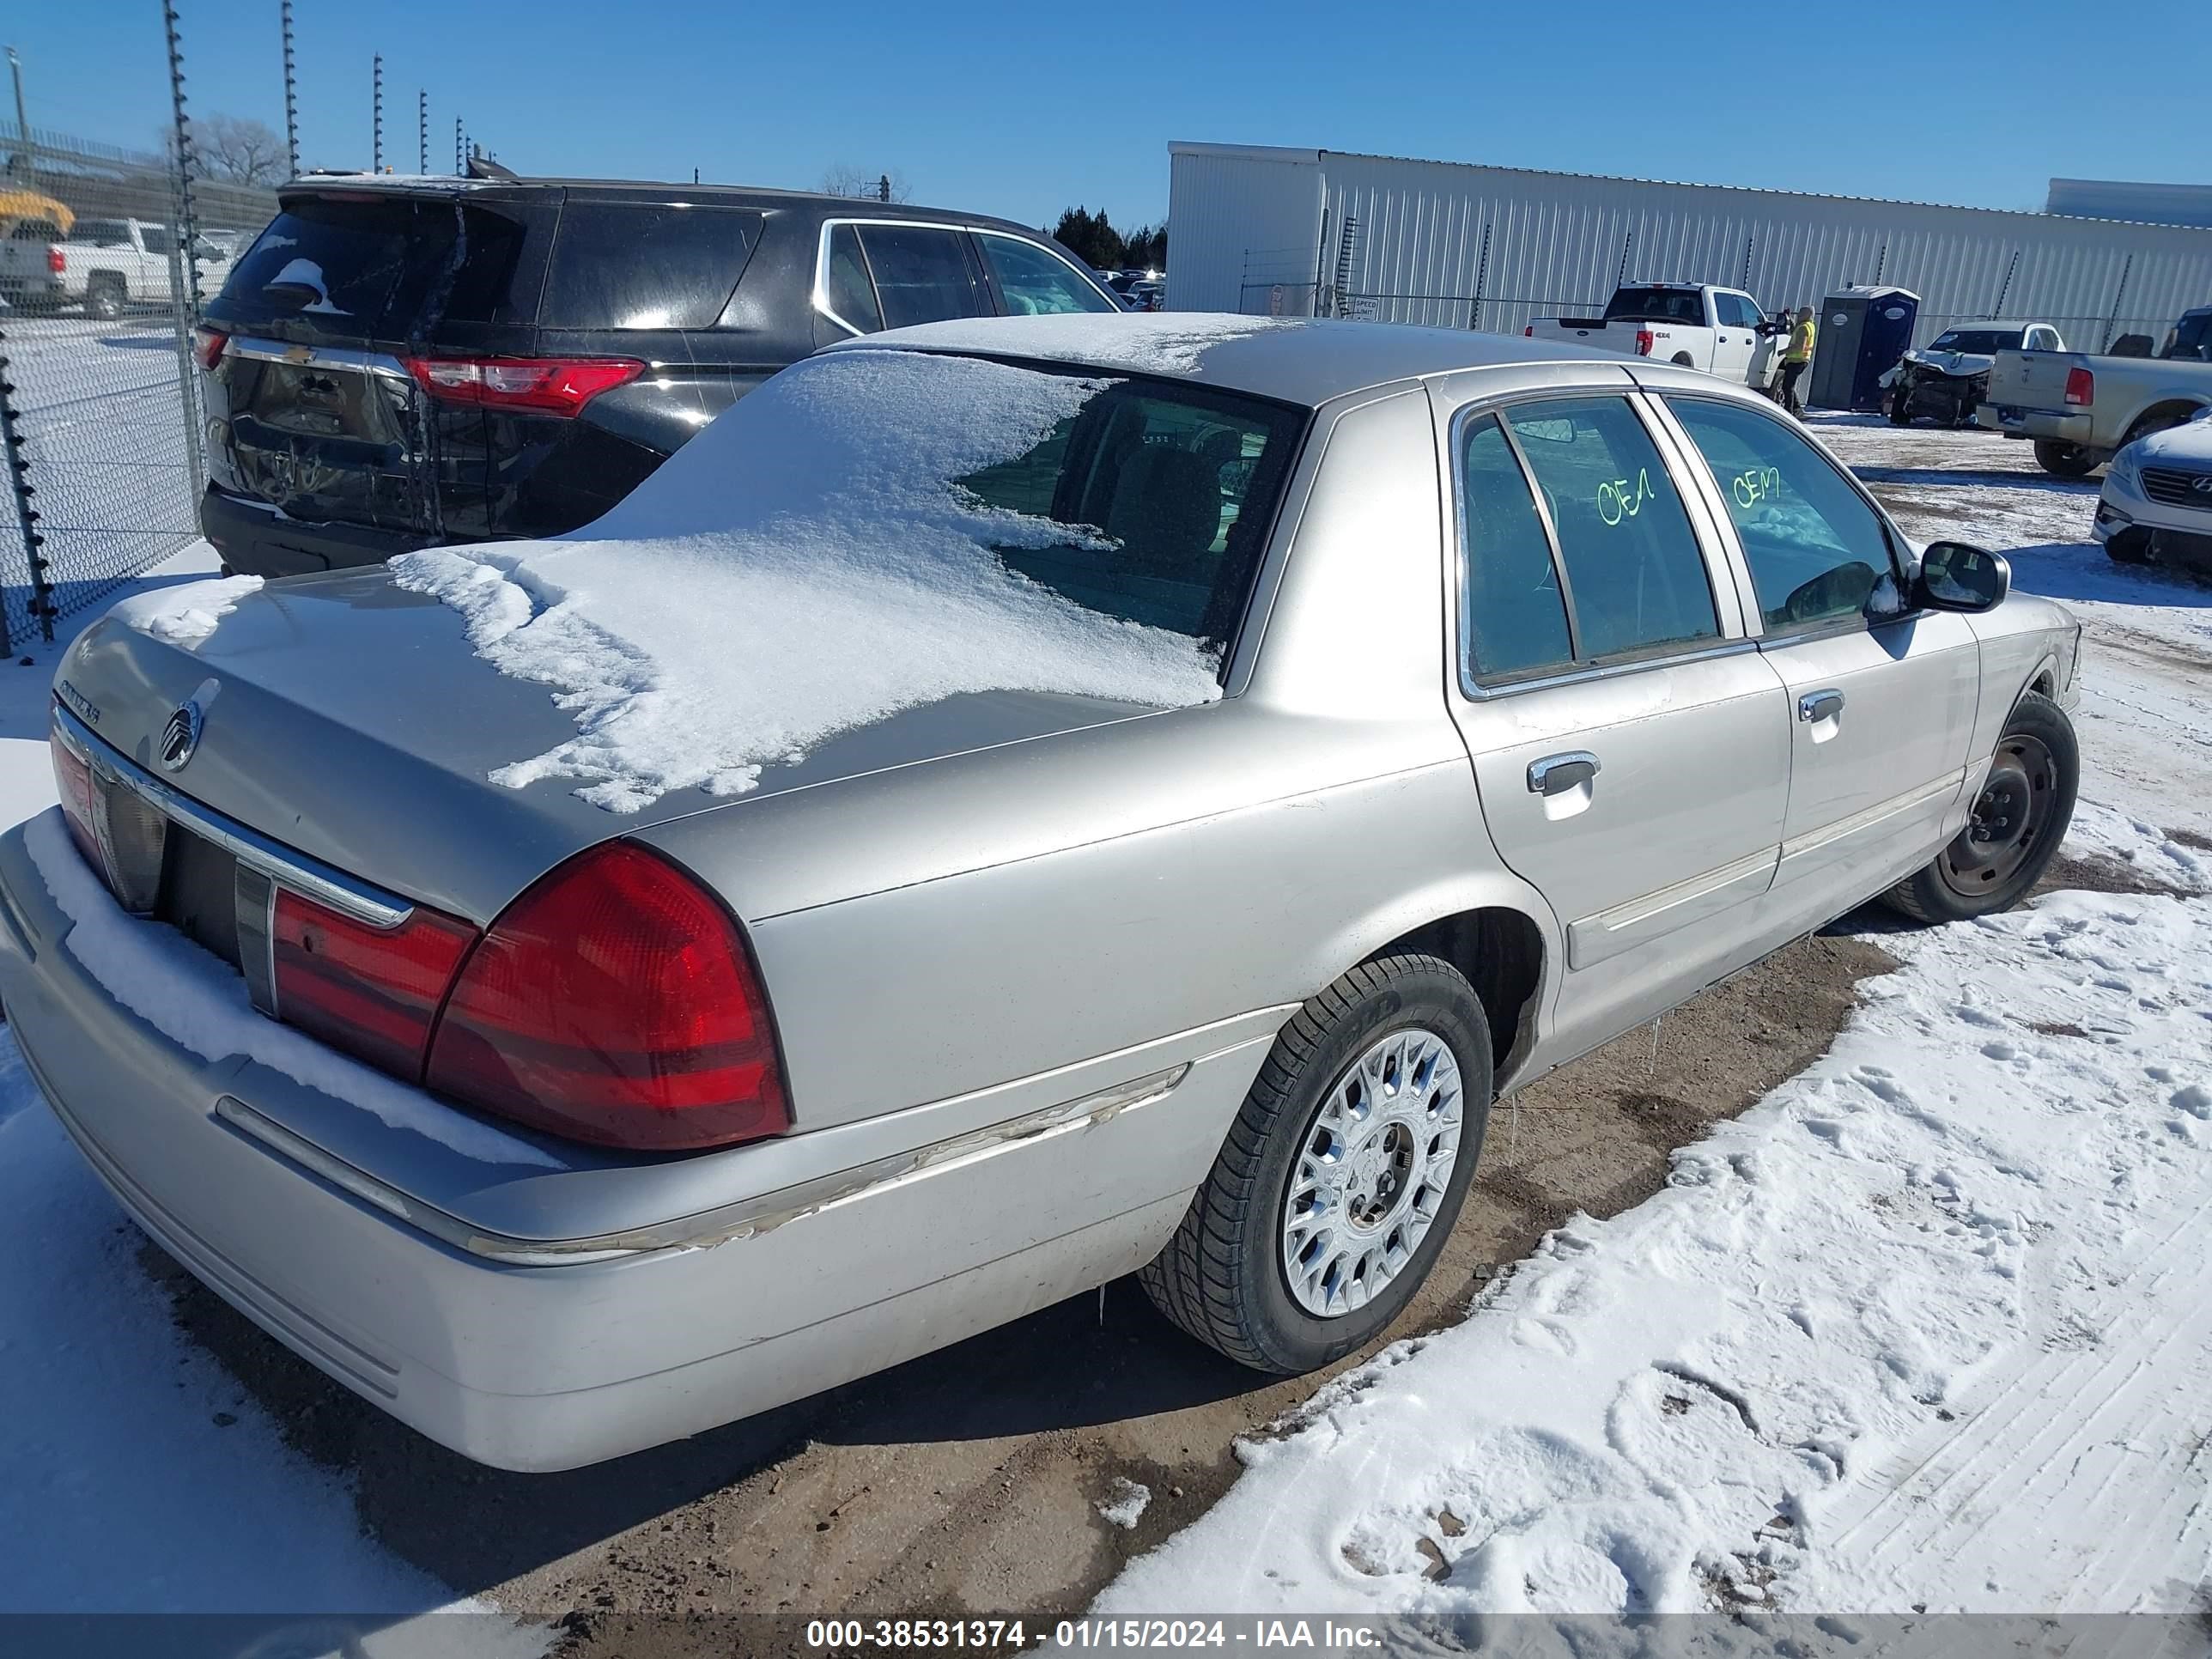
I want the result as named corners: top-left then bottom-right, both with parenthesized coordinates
top-left (392, 349), bottom-right (1300, 811)
top-left (216, 196), bottom-right (530, 331)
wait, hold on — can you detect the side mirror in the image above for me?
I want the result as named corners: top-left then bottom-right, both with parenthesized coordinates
top-left (1915, 541), bottom-right (2010, 613)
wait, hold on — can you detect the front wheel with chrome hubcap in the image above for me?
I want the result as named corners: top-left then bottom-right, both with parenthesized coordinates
top-left (1142, 953), bottom-right (1492, 1375)
top-left (1885, 691), bottom-right (2078, 924)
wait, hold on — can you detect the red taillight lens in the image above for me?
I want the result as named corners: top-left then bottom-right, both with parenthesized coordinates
top-left (400, 355), bottom-right (646, 417)
top-left (191, 325), bottom-right (229, 372)
top-left (1635, 328), bottom-right (1656, 356)
top-left (2064, 367), bottom-right (2094, 407)
top-left (425, 842), bottom-right (787, 1152)
top-left (273, 890), bottom-right (477, 1079)
top-left (49, 730), bottom-right (104, 874)
top-left (1522, 325), bottom-right (1534, 337)
top-left (47, 246), bottom-right (65, 275)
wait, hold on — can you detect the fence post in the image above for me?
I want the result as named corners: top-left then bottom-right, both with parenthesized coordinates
top-left (163, 0), bottom-right (210, 509)
top-left (281, 0), bottom-right (299, 176)
top-left (418, 88), bottom-right (428, 173)
top-left (1470, 221), bottom-right (1492, 331)
top-left (2101, 254), bottom-right (2134, 352)
top-left (0, 323), bottom-right (37, 653)
top-left (373, 55), bottom-right (384, 172)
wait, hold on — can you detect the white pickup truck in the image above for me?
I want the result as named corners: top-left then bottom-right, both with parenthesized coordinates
top-left (1526, 282), bottom-right (1779, 386)
top-left (1975, 305), bottom-right (2212, 477)
top-left (0, 216), bottom-right (234, 320)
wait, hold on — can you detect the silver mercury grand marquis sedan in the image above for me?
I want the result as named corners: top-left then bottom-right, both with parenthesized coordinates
top-left (0, 315), bottom-right (2081, 1470)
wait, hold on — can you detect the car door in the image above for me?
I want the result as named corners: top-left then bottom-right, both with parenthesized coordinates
top-left (1711, 293), bottom-right (1759, 384)
top-left (1656, 392), bottom-right (1982, 927)
top-left (1436, 383), bottom-right (1791, 1060)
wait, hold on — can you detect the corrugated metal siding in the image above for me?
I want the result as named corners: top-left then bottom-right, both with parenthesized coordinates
top-left (1165, 146), bottom-right (1323, 314)
top-left (1170, 145), bottom-right (2212, 351)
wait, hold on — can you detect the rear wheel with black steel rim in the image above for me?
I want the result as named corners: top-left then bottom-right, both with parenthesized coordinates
top-left (1140, 954), bottom-right (1492, 1375)
top-left (1883, 692), bottom-right (2078, 924)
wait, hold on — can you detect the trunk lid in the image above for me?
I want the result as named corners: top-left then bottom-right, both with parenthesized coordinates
top-left (1987, 347), bottom-right (2088, 415)
top-left (58, 568), bottom-right (1155, 923)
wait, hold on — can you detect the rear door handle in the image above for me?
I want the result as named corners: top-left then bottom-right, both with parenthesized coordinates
top-left (1798, 690), bottom-right (1845, 723)
top-left (1528, 751), bottom-right (1601, 796)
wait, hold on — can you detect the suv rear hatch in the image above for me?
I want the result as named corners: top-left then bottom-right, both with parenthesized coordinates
top-left (203, 184), bottom-right (555, 544)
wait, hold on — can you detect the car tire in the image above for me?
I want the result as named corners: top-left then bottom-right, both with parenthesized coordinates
top-left (84, 278), bottom-right (125, 322)
top-left (2032, 439), bottom-right (2099, 479)
top-left (2104, 527), bottom-right (2154, 565)
top-left (1881, 692), bottom-right (2078, 925)
top-left (1140, 953), bottom-right (1492, 1376)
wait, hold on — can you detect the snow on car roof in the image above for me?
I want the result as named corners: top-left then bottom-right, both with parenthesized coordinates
top-left (844, 313), bottom-right (1628, 408)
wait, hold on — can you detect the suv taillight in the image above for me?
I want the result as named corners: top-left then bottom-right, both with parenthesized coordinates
top-left (400, 355), bottom-right (646, 418)
top-left (2063, 367), bottom-right (2094, 407)
top-left (1635, 328), bottom-right (1656, 356)
top-left (47, 246), bottom-right (66, 274)
top-left (273, 890), bottom-right (477, 1079)
top-left (191, 325), bottom-right (229, 372)
top-left (423, 842), bottom-right (788, 1152)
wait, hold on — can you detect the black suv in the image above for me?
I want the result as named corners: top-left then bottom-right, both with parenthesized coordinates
top-left (194, 173), bottom-right (1120, 575)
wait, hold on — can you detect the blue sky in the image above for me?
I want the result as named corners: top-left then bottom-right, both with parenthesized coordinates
top-left (10, 0), bottom-right (2207, 232)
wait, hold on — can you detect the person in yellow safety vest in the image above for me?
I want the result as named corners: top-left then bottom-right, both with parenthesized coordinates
top-left (1780, 307), bottom-right (1817, 416)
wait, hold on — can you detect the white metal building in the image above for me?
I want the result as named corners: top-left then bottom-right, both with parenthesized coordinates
top-left (1168, 143), bottom-right (2212, 352)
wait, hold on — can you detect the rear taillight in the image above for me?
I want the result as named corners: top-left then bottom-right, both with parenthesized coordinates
top-left (49, 730), bottom-right (103, 874)
top-left (273, 890), bottom-right (477, 1079)
top-left (2064, 367), bottom-right (2094, 407)
top-left (424, 842), bottom-right (787, 1152)
top-left (400, 355), bottom-right (646, 418)
top-left (1522, 325), bottom-right (1534, 337)
top-left (1635, 328), bottom-right (1656, 356)
top-left (47, 246), bottom-right (65, 275)
top-left (191, 325), bottom-right (229, 372)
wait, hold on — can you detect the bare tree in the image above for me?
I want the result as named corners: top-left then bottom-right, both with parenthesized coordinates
top-left (817, 163), bottom-right (912, 204)
top-left (198, 113), bottom-right (289, 185)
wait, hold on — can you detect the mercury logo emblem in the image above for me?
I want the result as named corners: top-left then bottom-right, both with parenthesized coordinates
top-left (157, 678), bottom-right (222, 774)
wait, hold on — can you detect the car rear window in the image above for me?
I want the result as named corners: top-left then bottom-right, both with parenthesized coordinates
top-left (218, 196), bottom-right (531, 333)
top-left (956, 375), bottom-right (1305, 649)
top-left (539, 203), bottom-right (763, 330)
top-left (1604, 287), bottom-right (1706, 326)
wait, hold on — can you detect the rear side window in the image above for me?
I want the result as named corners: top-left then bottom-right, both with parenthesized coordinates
top-left (1503, 399), bottom-right (1718, 660)
top-left (218, 198), bottom-right (531, 332)
top-left (540, 203), bottom-right (762, 330)
top-left (822, 225), bottom-right (884, 333)
top-left (857, 225), bottom-right (985, 330)
top-left (956, 378), bottom-right (1304, 649)
top-left (978, 234), bottom-right (1113, 316)
top-left (1667, 396), bottom-right (1898, 630)
top-left (1458, 416), bottom-right (1572, 679)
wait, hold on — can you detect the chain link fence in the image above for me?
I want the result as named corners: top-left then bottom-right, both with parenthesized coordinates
top-left (0, 122), bottom-right (276, 649)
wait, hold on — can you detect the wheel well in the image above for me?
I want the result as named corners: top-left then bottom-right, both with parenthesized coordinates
top-left (2028, 669), bottom-right (2055, 698)
top-left (2129, 400), bottom-right (2205, 440)
top-left (1372, 908), bottom-right (1545, 1079)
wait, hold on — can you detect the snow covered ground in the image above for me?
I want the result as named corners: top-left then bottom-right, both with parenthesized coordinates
top-left (1098, 415), bottom-right (2212, 1621)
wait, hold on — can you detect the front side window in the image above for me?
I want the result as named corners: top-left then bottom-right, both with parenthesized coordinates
top-left (979, 234), bottom-right (1113, 316)
top-left (856, 224), bottom-right (984, 330)
top-left (1716, 293), bottom-right (1757, 330)
top-left (1457, 415), bottom-right (1572, 679)
top-left (957, 378), bottom-right (1303, 647)
top-left (1667, 396), bottom-right (1899, 630)
top-left (1502, 398), bottom-right (1719, 660)
top-left (137, 225), bottom-right (174, 256)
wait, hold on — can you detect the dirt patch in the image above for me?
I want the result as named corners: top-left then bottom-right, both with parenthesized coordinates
top-left (149, 932), bottom-right (1897, 1644)
top-left (2169, 828), bottom-right (2212, 854)
top-left (2035, 852), bottom-right (2197, 900)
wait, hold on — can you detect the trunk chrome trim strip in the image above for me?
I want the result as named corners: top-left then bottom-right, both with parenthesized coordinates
top-left (52, 704), bottom-right (416, 930)
top-left (224, 335), bottom-right (412, 380)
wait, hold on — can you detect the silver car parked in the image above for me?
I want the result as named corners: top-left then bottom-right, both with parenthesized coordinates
top-left (0, 317), bottom-right (2081, 1470)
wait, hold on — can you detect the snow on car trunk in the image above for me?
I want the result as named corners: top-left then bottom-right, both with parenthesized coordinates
top-left (1097, 889), bottom-right (2212, 1617)
top-left (394, 349), bottom-right (1227, 812)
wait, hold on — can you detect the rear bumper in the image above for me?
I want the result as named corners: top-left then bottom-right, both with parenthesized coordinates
top-left (0, 813), bottom-right (1258, 1470)
top-left (198, 485), bottom-right (434, 579)
top-left (1974, 405), bottom-right (2094, 444)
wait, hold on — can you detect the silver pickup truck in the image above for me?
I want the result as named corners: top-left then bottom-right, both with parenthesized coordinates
top-left (1976, 305), bottom-right (2212, 477)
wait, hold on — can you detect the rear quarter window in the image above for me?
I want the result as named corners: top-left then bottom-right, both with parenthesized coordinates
top-left (540, 203), bottom-right (763, 330)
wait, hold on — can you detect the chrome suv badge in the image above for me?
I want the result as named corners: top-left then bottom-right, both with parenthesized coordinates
top-left (157, 678), bottom-right (222, 773)
top-left (2192, 475), bottom-right (2212, 495)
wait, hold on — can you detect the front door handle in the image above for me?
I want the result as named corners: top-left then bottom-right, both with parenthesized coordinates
top-left (1798, 690), bottom-right (1845, 723)
top-left (1528, 751), bottom-right (1601, 796)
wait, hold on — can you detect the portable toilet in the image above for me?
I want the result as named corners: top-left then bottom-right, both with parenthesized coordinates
top-left (1808, 286), bottom-right (1921, 411)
